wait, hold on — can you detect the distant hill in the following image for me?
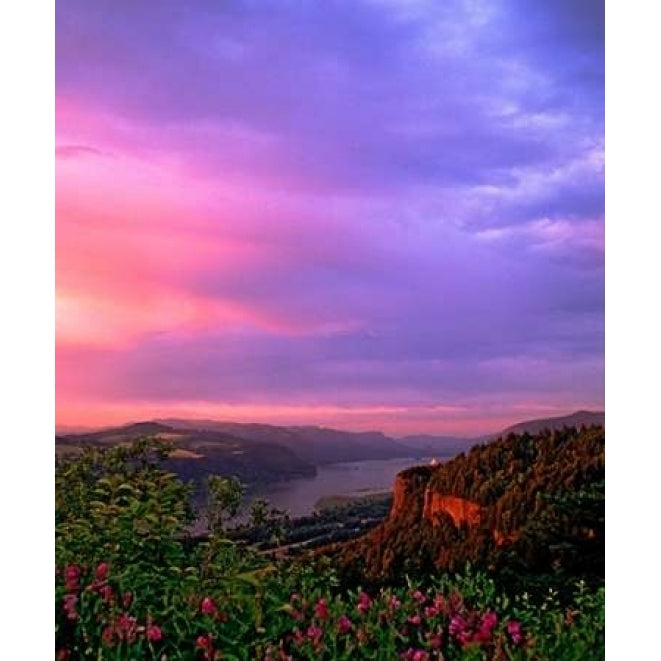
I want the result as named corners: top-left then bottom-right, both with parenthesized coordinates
top-left (396, 434), bottom-right (473, 457)
top-left (55, 410), bottom-right (605, 488)
top-left (55, 422), bottom-right (316, 486)
top-left (496, 410), bottom-right (604, 437)
top-left (157, 419), bottom-right (422, 464)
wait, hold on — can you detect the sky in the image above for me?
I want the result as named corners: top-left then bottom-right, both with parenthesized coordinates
top-left (55, 0), bottom-right (604, 436)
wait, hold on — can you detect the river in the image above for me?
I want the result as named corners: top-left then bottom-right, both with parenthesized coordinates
top-left (244, 455), bottom-right (450, 518)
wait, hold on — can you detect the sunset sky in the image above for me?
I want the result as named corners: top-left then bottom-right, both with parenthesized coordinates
top-left (55, 0), bottom-right (604, 435)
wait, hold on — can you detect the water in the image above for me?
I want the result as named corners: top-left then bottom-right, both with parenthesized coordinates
top-left (245, 455), bottom-right (447, 518)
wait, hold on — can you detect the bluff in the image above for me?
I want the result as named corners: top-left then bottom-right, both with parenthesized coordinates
top-left (332, 425), bottom-right (604, 585)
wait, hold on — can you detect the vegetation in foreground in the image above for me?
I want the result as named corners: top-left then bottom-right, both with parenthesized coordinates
top-left (55, 438), bottom-right (604, 660)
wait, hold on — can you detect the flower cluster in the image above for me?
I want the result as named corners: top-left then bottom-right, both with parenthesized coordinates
top-left (269, 585), bottom-right (528, 660)
top-left (57, 563), bottom-right (167, 658)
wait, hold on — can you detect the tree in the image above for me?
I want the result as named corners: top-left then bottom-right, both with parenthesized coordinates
top-left (206, 475), bottom-right (243, 535)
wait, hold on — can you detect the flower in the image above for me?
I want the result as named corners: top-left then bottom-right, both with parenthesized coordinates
top-left (122, 591), bottom-right (133, 609)
top-left (433, 595), bottom-right (446, 613)
top-left (408, 614), bottom-right (422, 626)
top-left (196, 634), bottom-right (215, 661)
top-left (62, 594), bottom-right (78, 621)
top-left (56, 649), bottom-right (70, 660)
top-left (116, 613), bottom-right (138, 643)
top-left (424, 605), bottom-right (439, 618)
top-left (95, 562), bottom-right (110, 582)
top-left (102, 626), bottom-right (115, 648)
top-left (200, 596), bottom-right (217, 615)
top-left (314, 598), bottom-right (329, 620)
top-left (507, 620), bottom-right (523, 645)
top-left (481, 611), bottom-right (498, 632)
top-left (474, 610), bottom-right (498, 642)
top-left (356, 591), bottom-right (372, 613)
top-left (388, 596), bottom-right (402, 611)
top-left (99, 584), bottom-right (114, 604)
top-left (146, 624), bottom-right (163, 642)
top-left (337, 614), bottom-right (353, 634)
top-left (64, 565), bottom-right (81, 591)
top-left (292, 630), bottom-right (305, 646)
top-left (307, 625), bottom-right (323, 641)
top-left (449, 614), bottom-right (466, 637)
top-left (412, 651), bottom-right (429, 661)
top-left (429, 634), bottom-right (443, 649)
top-left (412, 590), bottom-right (426, 604)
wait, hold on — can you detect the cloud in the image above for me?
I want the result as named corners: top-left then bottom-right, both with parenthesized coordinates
top-left (55, 0), bottom-right (604, 433)
top-left (56, 144), bottom-right (108, 159)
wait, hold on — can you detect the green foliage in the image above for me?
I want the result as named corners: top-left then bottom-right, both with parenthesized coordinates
top-left (56, 436), bottom-right (605, 660)
top-left (55, 437), bottom-right (193, 570)
top-left (206, 475), bottom-right (244, 535)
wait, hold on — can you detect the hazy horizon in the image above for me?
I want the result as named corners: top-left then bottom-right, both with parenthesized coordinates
top-left (56, 1), bottom-right (604, 435)
top-left (54, 407), bottom-right (604, 440)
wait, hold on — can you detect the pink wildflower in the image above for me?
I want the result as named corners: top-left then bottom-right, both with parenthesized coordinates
top-left (412, 590), bottom-right (426, 604)
top-left (449, 614), bottom-right (466, 637)
top-left (101, 626), bottom-right (115, 647)
top-left (307, 625), bottom-right (323, 641)
top-left (481, 611), bottom-right (498, 632)
top-left (412, 651), bottom-right (429, 661)
top-left (122, 591), bottom-right (133, 609)
top-left (507, 620), bottom-right (523, 645)
top-left (433, 595), bottom-right (446, 613)
top-left (357, 591), bottom-right (372, 613)
top-left (116, 613), bottom-right (138, 643)
top-left (314, 598), bottom-right (329, 620)
top-left (424, 605), bottom-right (439, 618)
top-left (389, 595), bottom-right (402, 611)
top-left (146, 624), bottom-right (163, 642)
top-left (62, 594), bottom-right (78, 621)
top-left (95, 562), bottom-right (110, 582)
top-left (408, 614), bottom-right (422, 626)
top-left (64, 565), bottom-right (81, 591)
top-left (99, 584), bottom-right (114, 604)
top-left (429, 634), bottom-right (443, 649)
top-left (200, 596), bottom-right (217, 615)
top-left (337, 614), bottom-right (353, 634)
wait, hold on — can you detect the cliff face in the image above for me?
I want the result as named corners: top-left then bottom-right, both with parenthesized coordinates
top-left (422, 493), bottom-right (482, 527)
top-left (391, 467), bottom-right (484, 531)
top-left (334, 426), bottom-right (605, 585)
top-left (390, 466), bottom-right (432, 520)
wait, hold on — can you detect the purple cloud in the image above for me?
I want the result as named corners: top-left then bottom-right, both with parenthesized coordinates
top-left (56, 0), bottom-right (604, 433)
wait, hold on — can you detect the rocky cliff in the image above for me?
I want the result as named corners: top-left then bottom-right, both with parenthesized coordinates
top-left (423, 493), bottom-right (482, 527)
top-left (390, 466), bottom-right (432, 519)
top-left (332, 426), bottom-right (605, 584)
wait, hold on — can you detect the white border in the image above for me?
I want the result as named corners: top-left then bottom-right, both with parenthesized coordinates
top-left (0, 3), bottom-right (54, 659)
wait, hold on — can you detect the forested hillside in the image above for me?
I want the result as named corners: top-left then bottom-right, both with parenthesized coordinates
top-left (333, 426), bottom-right (604, 589)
